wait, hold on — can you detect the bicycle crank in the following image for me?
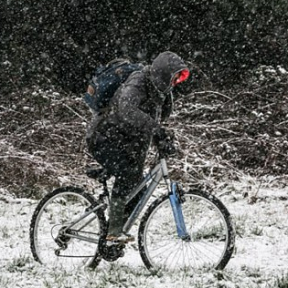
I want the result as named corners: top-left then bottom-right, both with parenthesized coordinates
top-left (98, 235), bottom-right (126, 261)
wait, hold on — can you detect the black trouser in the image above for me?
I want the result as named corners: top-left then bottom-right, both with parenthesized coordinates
top-left (87, 132), bottom-right (150, 216)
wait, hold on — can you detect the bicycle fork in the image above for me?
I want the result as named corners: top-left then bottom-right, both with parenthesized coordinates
top-left (169, 182), bottom-right (191, 241)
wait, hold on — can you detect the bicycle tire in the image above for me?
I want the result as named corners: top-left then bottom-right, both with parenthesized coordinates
top-left (30, 186), bottom-right (106, 269)
top-left (138, 189), bottom-right (235, 271)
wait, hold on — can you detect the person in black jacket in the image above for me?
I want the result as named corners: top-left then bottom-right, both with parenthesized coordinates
top-left (86, 51), bottom-right (190, 242)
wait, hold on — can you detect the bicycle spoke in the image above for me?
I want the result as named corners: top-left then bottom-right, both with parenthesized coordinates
top-left (149, 241), bottom-right (178, 259)
top-left (172, 242), bottom-right (184, 270)
top-left (162, 242), bottom-right (182, 268)
top-left (148, 239), bottom-right (177, 253)
top-left (185, 241), bottom-right (200, 269)
top-left (188, 242), bottom-right (219, 265)
top-left (192, 241), bottom-right (224, 260)
top-left (139, 191), bottom-right (234, 271)
top-left (30, 189), bottom-right (104, 269)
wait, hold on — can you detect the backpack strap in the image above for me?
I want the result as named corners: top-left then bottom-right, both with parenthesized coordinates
top-left (107, 58), bottom-right (131, 66)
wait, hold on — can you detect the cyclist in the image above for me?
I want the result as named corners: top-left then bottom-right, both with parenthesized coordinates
top-left (86, 51), bottom-right (190, 243)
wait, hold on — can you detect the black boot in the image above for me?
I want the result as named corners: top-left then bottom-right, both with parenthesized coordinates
top-left (107, 195), bottom-right (126, 237)
top-left (106, 195), bottom-right (135, 243)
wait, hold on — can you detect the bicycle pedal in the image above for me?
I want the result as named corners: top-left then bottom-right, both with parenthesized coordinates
top-left (106, 240), bottom-right (126, 248)
top-left (106, 241), bottom-right (117, 247)
top-left (106, 234), bottom-right (135, 243)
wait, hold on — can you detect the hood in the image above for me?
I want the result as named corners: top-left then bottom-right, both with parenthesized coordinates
top-left (150, 51), bottom-right (188, 93)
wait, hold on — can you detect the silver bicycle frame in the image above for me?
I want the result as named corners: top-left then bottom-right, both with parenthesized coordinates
top-left (63, 202), bottom-right (106, 243)
top-left (123, 158), bottom-right (170, 233)
top-left (61, 159), bottom-right (170, 243)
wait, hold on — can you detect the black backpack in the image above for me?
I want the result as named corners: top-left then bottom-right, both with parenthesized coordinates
top-left (84, 59), bottom-right (144, 112)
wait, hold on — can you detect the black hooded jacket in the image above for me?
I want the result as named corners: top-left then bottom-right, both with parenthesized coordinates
top-left (86, 51), bottom-right (188, 158)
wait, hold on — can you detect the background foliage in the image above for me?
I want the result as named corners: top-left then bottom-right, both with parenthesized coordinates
top-left (1, 0), bottom-right (288, 194)
top-left (1, 0), bottom-right (288, 91)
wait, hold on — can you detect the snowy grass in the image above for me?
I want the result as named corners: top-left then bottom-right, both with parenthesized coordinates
top-left (0, 179), bottom-right (288, 288)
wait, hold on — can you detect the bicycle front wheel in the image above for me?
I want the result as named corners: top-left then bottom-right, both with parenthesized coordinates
top-left (30, 186), bottom-right (106, 269)
top-left (138, 189), bottom-right (235, 272)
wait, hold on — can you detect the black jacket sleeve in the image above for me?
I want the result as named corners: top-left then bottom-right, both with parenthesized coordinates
top-left (117, 74), bottom-right (160, 135)
top-left (161, 93), bottom-right (173, 122)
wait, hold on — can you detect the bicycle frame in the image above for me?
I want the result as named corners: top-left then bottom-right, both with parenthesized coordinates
top-left (60, 158), bottom-right (189, 244)
top-left (123, 159), bottom-right (168, 233)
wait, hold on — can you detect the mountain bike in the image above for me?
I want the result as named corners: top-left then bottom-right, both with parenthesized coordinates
top-left (30, 156), bottom-right (235, 272)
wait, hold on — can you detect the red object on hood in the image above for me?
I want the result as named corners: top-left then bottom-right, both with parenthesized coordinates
top-left (172, 69), bottom-right (190, 86)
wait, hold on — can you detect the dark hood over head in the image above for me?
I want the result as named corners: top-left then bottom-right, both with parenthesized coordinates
top-left (150, 51), bottom-right (188, 93)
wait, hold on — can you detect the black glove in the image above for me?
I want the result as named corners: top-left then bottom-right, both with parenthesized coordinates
top-left (153, 127), bottom-right (174, 146)
top-left (157, 138), bottom-right (177, 158)
top-left (153, 127), bottom-right (176, 157)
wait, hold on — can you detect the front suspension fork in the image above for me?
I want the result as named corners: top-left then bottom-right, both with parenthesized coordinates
top-left (169, 182), bottom-right (191, 241)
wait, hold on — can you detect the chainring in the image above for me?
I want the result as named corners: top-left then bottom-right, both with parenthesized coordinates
top-left (98, 235), bottom-right (126, 262)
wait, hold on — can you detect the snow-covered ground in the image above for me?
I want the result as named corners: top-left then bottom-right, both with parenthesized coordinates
top-left (0, 181), bottom-right (287, 288)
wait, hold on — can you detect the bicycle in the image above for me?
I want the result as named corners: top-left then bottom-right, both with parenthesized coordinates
top-left (30, 156), bottom-right (235, 272)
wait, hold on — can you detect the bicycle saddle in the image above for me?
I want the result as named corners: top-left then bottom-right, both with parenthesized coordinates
top-left (86, 167), bottom-right (111, 183)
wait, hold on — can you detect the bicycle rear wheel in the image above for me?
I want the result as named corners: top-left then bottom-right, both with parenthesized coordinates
top-left (30, 186), bottom-right (106, 269)
top-left (138, 189), bottom-right (235, 272)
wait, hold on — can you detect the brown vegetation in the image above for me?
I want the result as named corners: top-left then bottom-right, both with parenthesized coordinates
top-left (1, 66), bottom-right (288, 196)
